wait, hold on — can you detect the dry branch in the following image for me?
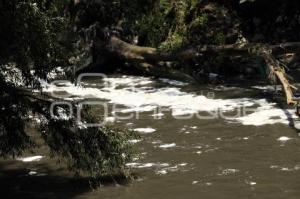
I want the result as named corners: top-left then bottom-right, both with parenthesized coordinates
top-left (261, 52), bottom-right (297, 105)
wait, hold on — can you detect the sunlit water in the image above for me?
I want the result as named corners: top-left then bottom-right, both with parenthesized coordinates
top-left (2, 75), bottom-right (300, 199)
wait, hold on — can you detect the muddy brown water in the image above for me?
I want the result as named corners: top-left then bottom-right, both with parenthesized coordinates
top-left (1, 75), bottom-right (300, 199)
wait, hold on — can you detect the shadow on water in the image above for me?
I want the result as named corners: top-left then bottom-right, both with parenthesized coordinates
top-left (0, 161), bottom-right (132, 199)
top-left (236, 85), bottom-right (300, 134)
top-left (278, 103), bottom-right (300, 134)
top-left (265, 91), bottom-right (300, 134)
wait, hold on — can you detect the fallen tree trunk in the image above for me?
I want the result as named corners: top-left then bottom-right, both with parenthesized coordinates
top-left (106, 36), bottom-right (300, 63)
top-left (92, 36), bottom-right (300, 105)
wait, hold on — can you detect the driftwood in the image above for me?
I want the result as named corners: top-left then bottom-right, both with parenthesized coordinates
top-left (261, 52), bottom-right (297, 105)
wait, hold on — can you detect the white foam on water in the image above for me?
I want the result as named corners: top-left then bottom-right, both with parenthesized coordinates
top-left (219, 169), bottom-right (239, 176)
top-left (281, 167), bottom-right (291, 171)
top-left (233, 99), bottom-right (297, 126)
top-left (151, 113), bottom-right (165, 118)
top-left (41, 76), bottom-right (297, 126)
top-left (17, 156), bottom-right (43, 162)
top-left (152, 140), bottom-right (162, 144)
top-left (134, 128), bottom-right (156, 134)
top-left (270, 165), bottom-right (300, 172)
top-left (154, 162), bottom-right (189, 175)
top-left (126, 162), bottom-right (170, 169)
top-left (28, 171), bottom-right (38, 176)
top-left (137, 163), bottom-right (154, 168)
top-left (125, 163), bottom-right (140, 167)
top-left (246, 181), bottom-right (257, 186)
top-left (119, 105), bottom-right (157, 113)
top-left (252, 85), bottom-right (278, 91)
top-left (277, 136), bottom-right (292, 142)
top-left (162, 163), bottom-right (190, 173)
top-left (159, 78), bottom-right (189, 86)
top-left (270, 165), bottom-right (279, 169)
top-left (42, 76), bottom-right (255, 115)
top-left (250, 182), bottom-right (257, 185)
top-left (156, 169), bottom-right (168, 175)
top-left (104, 76), bottom-right (154, 87)
top-left (128, 139), bottom-right (142, 144)
top-left (104, 117), bottom-right (116, 123)
top-left (159, 143), bottom-right (176, 149)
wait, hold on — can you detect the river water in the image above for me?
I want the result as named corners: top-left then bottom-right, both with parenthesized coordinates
top-left (2, 75), bottom-right (300, 199)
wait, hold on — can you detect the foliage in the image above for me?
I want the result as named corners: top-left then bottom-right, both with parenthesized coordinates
top-left (132, 0), bottom-right (239, 51)
top-left (138, 11), bottom-right (171, 47)
top-left (0, 0), bottom-right (71, 157)
top-left (0, 0), bottom-right (136, 179)
top-left (41, 107), bottom-right (137, 178)
top-left (0, 76), bottom-right (34, 157)
top-left (159, 32), bottom-right (184, 51)
top-left (0, 0), bottom-right (71, 80)
top-left (186, 2), bottom-right (239, 45)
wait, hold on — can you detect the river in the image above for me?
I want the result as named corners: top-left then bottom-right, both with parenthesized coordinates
top-left (1, 75), bottom-right (300, 199)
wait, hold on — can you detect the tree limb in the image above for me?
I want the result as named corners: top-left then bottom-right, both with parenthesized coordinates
top-left (95, 36), bottom-right (300, 105)
top-left (106, 36), bottom-right (300, 63)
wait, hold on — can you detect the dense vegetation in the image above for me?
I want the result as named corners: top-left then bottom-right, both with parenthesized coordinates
top-left (0, 0), bottom-right (137, 181)
top-left (72, 0), bottom-right (300, 81)
top-left (1, 0), bottom-right (300, 181)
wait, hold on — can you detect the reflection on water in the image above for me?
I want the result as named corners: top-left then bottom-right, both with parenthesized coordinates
top-left (2, 75), bottom-right (300, 199)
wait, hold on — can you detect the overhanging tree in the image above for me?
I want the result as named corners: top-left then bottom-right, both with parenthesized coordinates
top-left (0, 0), bottom-right (137, 180)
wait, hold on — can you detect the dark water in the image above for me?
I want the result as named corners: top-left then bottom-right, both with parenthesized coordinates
top-left (1, 75), bottom-right (300, 199)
